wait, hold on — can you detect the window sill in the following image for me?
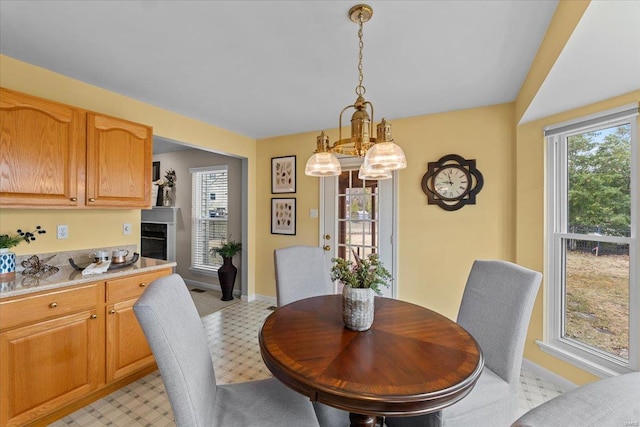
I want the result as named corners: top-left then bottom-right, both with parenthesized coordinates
top-left (536, 340), bottom-right (633, 378)
top-left (188, 267), bottom-right (218, 277)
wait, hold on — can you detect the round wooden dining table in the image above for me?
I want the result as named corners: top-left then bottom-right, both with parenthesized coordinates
top-left (259, 295), bottom-right (483, 427)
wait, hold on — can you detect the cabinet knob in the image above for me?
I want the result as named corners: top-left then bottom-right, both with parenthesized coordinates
top-left (88, 198), bottom-right (96, 202)
top-left (90, 314), bottom-right (98, 319)
top-left (70, 197), bottom-right (77, 202)
top-left (49, 302), bottom-right (58, 308)
top-left (109, 309), bottom-right (116, 314)
top-left (323, 245), bottom-right (331, 251)
top-left (139, 283), bottom-right (146, 287)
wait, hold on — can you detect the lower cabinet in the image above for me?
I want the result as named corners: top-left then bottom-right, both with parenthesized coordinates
top-left (0, 268), bottom-right (172, 426)
top-left (0, 309), bottom-right (101, 427)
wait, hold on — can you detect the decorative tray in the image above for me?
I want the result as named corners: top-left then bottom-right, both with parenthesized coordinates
top-left (69, 253), bottom-right (140, 271)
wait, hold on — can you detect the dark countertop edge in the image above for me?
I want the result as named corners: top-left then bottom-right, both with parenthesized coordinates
top-left (0, 258), bottom-right (177, 300)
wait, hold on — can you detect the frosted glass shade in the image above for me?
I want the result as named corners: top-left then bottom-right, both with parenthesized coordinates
top-left (362, 142), bottom-right (407, 171)
top-left (305, 152), bottom-right (341, 176)
top-left (358, 163), bottom-right (391, 180)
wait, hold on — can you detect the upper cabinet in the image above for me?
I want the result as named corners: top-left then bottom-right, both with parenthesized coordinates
top-left (0, 88), bottom-right (152, 208)
top-left (86, 113), bottom-right (152, 208)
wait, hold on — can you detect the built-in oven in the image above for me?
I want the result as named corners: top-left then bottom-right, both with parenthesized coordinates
top-left (141, 222), bottom-right (168, 260)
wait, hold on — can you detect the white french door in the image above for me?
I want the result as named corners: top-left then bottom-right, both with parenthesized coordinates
top-left (321, 159), bottom-right (397, 298)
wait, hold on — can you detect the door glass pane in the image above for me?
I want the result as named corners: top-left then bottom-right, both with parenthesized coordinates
top-left (562, 241), bottom-right (630, 359)
top-left (337, 170), bottom-right (379, 262)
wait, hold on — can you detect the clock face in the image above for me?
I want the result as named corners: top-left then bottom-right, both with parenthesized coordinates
top-left (433, 165), bottom-right (471, 200)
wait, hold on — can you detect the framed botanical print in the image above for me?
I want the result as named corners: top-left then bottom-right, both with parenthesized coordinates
top-left (271, 198), bottom-right (296, 235)
top-left (271, 155), bottom-right (296, 193)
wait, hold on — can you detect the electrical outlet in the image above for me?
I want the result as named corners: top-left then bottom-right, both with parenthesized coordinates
top-left (123, 223), bottom-right (132, 235)
top-left (57, 224), bottom-right (68, 239)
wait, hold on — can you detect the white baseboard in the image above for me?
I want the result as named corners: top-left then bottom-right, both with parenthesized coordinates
top-left (183, 278), bottom-right (241, 298)
top-left (522, 358), bottom-right (578, 391)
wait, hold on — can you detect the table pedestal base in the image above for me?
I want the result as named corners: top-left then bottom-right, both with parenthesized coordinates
top-left (349, 412), bottom-right (377, 427)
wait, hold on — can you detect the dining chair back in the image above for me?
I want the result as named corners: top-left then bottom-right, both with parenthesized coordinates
top-left (274, 245), bottom-right (334, 306)
top-left (511, 371), bottom-right (640, 426)
top-left (133, 273), bottom-right (320, 427)
top-left (274, 246), bottom-right (350, 426)
top-left (387, 260), bottom-right (542, 427)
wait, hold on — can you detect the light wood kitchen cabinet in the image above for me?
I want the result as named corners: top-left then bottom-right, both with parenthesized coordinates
top-left (0, 284), bottom-right (103, 427)
top-left (0, 87), bottom-right (85, 207)
top-left (0, 87), bottom-right (152, 208)
top-left (0, 267), bottom-right (172, 426)
top-left (86, 113), bottom-right (152, 208)
top-left (105, 269), bottom-right (170, 382)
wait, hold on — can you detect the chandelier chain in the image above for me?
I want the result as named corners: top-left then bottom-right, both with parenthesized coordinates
top-left (356, 14), bottom-right (365, 97)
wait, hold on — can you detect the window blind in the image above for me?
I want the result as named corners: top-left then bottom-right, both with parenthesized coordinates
top-left (190, 165), bottom-right (228, 272)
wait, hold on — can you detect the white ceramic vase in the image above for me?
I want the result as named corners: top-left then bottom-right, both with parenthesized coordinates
top-left (342, 286), bottom-right (375, 331)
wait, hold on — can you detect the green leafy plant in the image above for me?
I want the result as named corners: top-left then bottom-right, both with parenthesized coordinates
top-left (210, 238), bottom-right (242, 259)
top-left (0, 226), bottom-right (47, 249)
top-left (331, 251), bottom-right (391, 296)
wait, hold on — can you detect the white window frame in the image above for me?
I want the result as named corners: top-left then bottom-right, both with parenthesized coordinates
top-left (189, 165), bottom-right (228, 275)
top-left (539, 104), bottom-right (639, 377)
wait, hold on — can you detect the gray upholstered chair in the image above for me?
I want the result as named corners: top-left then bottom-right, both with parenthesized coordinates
top-left (274, 245), bottom-right (351, 426)
top-left (133, 274), bottom-right (320, 427)
top-left (274, 245), bottom-right (334, 306)
top-left (512, 372), bottom-right (640, 427)
top-left (387, 260), bottom-right (543, 427)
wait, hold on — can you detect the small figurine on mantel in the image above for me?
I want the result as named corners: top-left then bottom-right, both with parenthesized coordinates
top-left (154, 168), bottom-right (177, 207)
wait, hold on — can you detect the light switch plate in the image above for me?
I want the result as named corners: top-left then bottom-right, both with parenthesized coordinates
top-left (123, 223), bottom-right (132, 235)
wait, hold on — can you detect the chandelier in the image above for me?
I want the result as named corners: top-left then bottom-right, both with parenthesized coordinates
top-left (304, 4), bottom-right (407, 180)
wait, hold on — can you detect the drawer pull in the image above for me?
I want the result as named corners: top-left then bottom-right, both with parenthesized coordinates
top-left (139, 283), bottom-right (146, 287)
top-left (70, 197), bottom-right (77, 202)
top-left (50, 302), bottom-right (58, 308)
top-left (109, 309), bottom-right (116, 314)
top-left (88, 198), bottom-right (96, 202)
top-left (90, 314), bottom-right (98, 319)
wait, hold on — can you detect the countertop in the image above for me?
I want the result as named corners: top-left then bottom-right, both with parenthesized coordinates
top-left (0, 257), bottom-right (176, 300)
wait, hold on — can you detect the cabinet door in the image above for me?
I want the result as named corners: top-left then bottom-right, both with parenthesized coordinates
top-left (106, 298), bottom-right (154, 382)
top-left (86, 113), bottom-right (152, 208)
top-left (0, 310), bottom-right (101, 427)
top-left (0, 88), bottom-right (84, 207)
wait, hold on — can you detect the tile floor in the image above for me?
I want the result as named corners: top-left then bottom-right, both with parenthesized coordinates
top-left (51, 299), bottom-right (565, 426)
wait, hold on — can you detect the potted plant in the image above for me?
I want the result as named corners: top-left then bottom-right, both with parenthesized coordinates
top-left (0, 226), bottom-right (47, 280)
top-left (210, 238), bottom-right (242, 301)
top-left (331, 251), bottom-right (391, 331)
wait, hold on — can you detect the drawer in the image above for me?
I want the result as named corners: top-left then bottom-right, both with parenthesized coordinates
top-left (0, 283), bottom-right (100, 330)
top-left (106, 269), bottom-right (171, 303)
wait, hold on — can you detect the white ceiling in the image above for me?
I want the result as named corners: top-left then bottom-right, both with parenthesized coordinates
top-left (1, 1), bottom-right (638, 144)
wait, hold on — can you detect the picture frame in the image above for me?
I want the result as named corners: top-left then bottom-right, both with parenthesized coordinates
top-left (271, 155), bottom-right (296, 193)
top-left (152, 161), bottom-right (163, 206)
top-left (271, 198), bottom-right (296, 235)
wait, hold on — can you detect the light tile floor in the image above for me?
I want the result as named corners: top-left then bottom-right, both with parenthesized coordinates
top-left (51, 299), bottom-right (564, 426)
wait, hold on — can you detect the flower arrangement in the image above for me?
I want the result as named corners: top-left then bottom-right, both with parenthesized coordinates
top-left (0, 226), bottom-right (47, 249)
top-left (331, 251), bottom-right (391, 296)
top-left (154, 168), bottom-right (177, 189)
top-left (210, 237), bottom-right (242, 259)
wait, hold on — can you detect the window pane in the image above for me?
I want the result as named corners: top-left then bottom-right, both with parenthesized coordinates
top-left (191, 167), bottom-right (228, 271)
top-left (563, 239), bottom-right (629, 360)
top-left (567, 124), bottom-right (631, 236)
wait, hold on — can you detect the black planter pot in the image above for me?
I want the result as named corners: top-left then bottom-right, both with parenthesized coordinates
top-left (218, 256), bottom-right (237, 301)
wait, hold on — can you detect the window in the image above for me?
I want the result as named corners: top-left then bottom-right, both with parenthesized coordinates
top-left (190, 165), bottom-right (228, 274)
top-left (543, 104), bottom-right (638, 376)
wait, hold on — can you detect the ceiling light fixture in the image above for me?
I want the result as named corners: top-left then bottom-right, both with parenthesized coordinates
top-left (304, 4), bottom-right (407, 179)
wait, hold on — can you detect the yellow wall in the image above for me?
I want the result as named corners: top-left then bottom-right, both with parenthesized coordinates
top-left (0, 55), bottom-right (258, 294)
top-left (257, 103), bottom-right (517, 319)
top-left (516, 90), bottom-right (640, 386)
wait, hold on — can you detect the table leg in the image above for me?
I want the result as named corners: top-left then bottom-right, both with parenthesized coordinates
top-left (349, 412), bottom-right (377, 427)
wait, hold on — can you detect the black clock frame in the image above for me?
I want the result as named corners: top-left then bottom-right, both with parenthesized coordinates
top-left (421, 154), bottom-right (484, 211)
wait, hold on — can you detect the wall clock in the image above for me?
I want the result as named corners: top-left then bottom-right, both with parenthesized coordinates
top-left (421, 154), bottom-right (484, 211)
